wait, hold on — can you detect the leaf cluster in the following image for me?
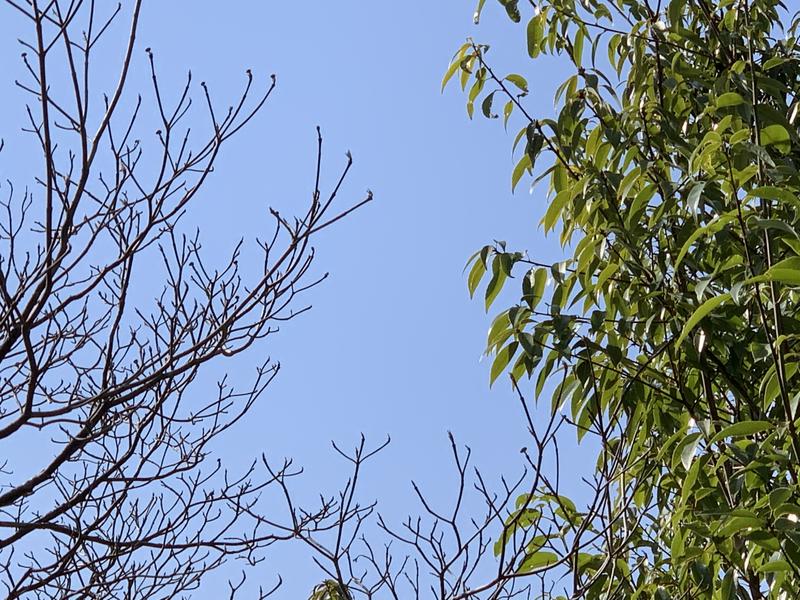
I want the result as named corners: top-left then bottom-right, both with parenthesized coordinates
top-left (447, 0), bottom-right (800, 597)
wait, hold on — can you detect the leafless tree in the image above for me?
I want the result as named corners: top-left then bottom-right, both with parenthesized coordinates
top-left (305, 374), bottom-right (639, 600)
top-left (0, 1), bottom-right (373, 597)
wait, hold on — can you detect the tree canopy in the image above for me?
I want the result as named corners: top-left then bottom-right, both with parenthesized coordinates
top-left (448, 0), bottom-right (800, 597)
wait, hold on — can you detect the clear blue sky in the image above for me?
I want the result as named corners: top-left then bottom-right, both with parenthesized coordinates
top-left (0, 2), bottom-right (577, 597)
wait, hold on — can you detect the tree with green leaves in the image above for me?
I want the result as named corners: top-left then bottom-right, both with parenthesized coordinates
top-left (310, 0), bottom-right (800, 597)
top-left (441, 0), bottom-right (800, 597)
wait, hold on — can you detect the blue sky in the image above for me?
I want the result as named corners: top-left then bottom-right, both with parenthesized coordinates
top-left (0, 2), bottom-right (579, 597)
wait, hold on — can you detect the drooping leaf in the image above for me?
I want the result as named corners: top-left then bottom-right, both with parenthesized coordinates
top-left (518, 551), bottom-right (558, 572)
top-left (505, 74), bottom-right (528, 93)
top-left (511, 153), bottom-right (532, 192)
top-left (676, 293), bottom-right (731, 346)
top-left (716, 92), bottom-right (744, 108)
top-left (467, 257), bottom-right (487, 298)
top-left (675, 212), bottom-right (737, 267)
top-left (490, 342), bottom-right (518, 386)
top-left (710, 421), bottom-right (773, 444)
top-left (497, 0), bottom-right (521, 22)
top-left (481, 91), bottom-right (497, 119)
top-left (473, 0), bottom-right (488, 23)
top-left (527, 11), bottom-right (545, 58)
top-left (760, 123), bottom-right (791, 154)
top-left (485, 255), bottom-right (508, 311)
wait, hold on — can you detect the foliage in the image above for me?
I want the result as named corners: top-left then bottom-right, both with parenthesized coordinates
top-left (447, 0), bottom-right (800, 597)
top-left (311, 579), bottom-right (352, 600)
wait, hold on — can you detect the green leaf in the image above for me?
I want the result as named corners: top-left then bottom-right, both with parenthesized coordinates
top-left (531, 269), bottom-right (547, 306)
top-left (770, 487), bottom-right (792, 510)
top-left (505, 74), bottom-right (528, 93)
top-left (518, 332), bottom-right (540, 360)
top-left (525, 125), bottom-right (545, 169)
top-left (749, 218), bottom-right (799, 238)
top-left (710, 420), bottom-right (773, 444)
top-left (686, 180), bottom-right (706, 213)
top-left (747, 185), bottom-right (798, 206)
top-left (527, 12), bottom-right (545, 58)
top-left (595, 261), bottom-right (618, 291)
top-left (503, 100), bottom-right (514, 128)
top-left (442, 45), bottom-right (470, 92)
top-left (487, 311), bottom-right (511, 350)
top-left (490, 342), bottom-right (518, 386)
top-left (760, 123), bottom-right (791, 154)
top-left (681, 455), bottom-right (706, 502)
top-left (512, 153), bottom-right (532, 192)
top-left (716, 92), bottom-right (744, 108)
top-left (729, 127), bottom-right (750, 144)
top-left (311, 580), bottom-right (349, 600)
top-left (746, 257), bottom-right (800, 286)
top-left (675, 212), bottom-right (736, 267)
top-left (572, 27), bottom-right (584, 67)
top-left (543, 190), bottom-right (570, 232)
top-left (466, 72), bottom-right (486, 119)
top-left (467, 257), bottom-right (487, 298)
top-left (481, 91), bottom-right (497, 119)
top-left (759, 560), bottom-right (792, 573)
top-left (774, 503), bottom-right (800, 518)
top-left (442, 61), bottom-right (462, 93)
top-left (460, 56), bottom-right (474, 90)
top-left (518, 550), bottom-right (558, 573)
top-left (473, 0), bottom-right (487, 23)
top-left (676, 293), bottom-right (731, 346)
top-left (763, 56), bottom-right (789, 70)
top-left (525, 268), bottom-right (547, 310)
top-left (717, 514), bottom-right (763, 537)
top-left (721, 568), bottom-right (735, 600)
top-left (498, 0), bottom-right (521, 22)
top-left (485, 256), bottom-right (508, 311)
top-left (676, 432), bottom-right (702, 470)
